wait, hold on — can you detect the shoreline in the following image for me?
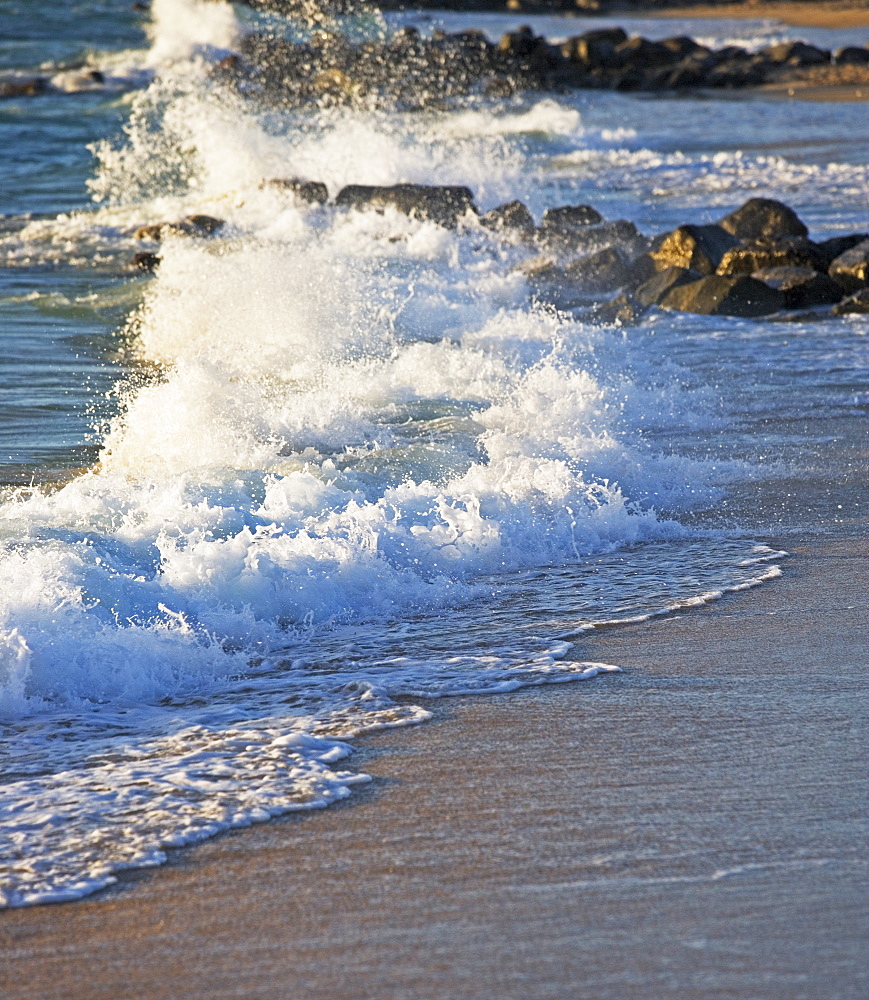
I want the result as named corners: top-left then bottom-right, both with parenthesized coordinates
top-left (648, 2), bottom-right (869, 29)
top-left (2, 529), bottom-right (866, 999)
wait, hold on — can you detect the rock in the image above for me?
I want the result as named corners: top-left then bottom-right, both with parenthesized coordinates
top-left (751, 266), bottom-right (844, 309)
top-left (562, 246), bottom-right (630, 293)
top-left (544, 219), bottom-right (646, 260)
top-left (334, 184), bottom-right (477, 227)
top-left (130, 251), bottom-right (160, 272)
top-left (717, 198), bottom-right (808, 241)
top-left (262, 178), bottom-right (329, 203)
top-left (561, 28), bottom-right (627, 69)
top-left (828, 238), bottom-right (869, 292)
top-left (479, 200), bottom-right (535, 235)
top-left (834, 46), bottom-right (869, 66)
top-left (135, 214), bottom-right (225, 241)
top-left (705, 56), bottom-right (769, 88)
top-left (634, 266), bottom-right (702, 307)
top-left (0, 76), bottom-right (49, 98)
top-left (661, 57), bottom-right (712, 89)
top-left (815, 233), bottom-right (869, 270)
top-left (660, 274), bottom-right (785, 317)
top-left (833, 288), bottom-right (869, 314)
top-left (717, 237), bottom-right (825, 276)
top-left (539, 204), bottom-right (604, 233)
top-left (582, 292), bottom-right (647, 326)
top-left (659, 36), bottom-right (710, 61)
top-left (185, 214), bottom-right (224, 235)
top-left (650, 224), bottom-right (739, 275)
top-left (623, 253), bottom-right (659, 290)
top-left (612, 36), bottom-right (676, 69)
top-left (762, 41), bottom-right (830, 67)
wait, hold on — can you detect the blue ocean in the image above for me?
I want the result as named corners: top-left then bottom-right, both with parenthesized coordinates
top-left (0, 0), bottom-right (866, 906)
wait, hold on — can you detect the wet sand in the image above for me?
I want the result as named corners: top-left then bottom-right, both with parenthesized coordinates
top-left (651, 1), bottom-right (869, 29)
top-left (1, 530), bottom-right (866, 1000)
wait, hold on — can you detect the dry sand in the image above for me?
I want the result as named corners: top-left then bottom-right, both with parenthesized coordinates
top-left (1, 531), bottom-right (866, 1000)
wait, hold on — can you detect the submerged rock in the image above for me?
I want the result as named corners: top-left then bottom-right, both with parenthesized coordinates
top-left (334, 184), bottom-right (478, 227)
top-left (660, 274), bottom-right (785, 317)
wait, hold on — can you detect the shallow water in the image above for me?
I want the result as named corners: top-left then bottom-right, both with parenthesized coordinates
top-left (0, 0), bottom-right (866, 907)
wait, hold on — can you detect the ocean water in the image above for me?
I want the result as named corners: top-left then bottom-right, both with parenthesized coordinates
top-left (0, 0), bottom-right (866, 908)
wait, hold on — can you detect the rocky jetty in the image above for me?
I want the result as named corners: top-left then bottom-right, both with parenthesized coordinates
top-left (130, 186), bottom-right (869, 323)
top-left (209, 19), bottom-right (869, 109)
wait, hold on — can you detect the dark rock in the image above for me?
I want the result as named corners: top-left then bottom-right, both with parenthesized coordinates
top-left (834, 46), bottom-right (869, 66)
top-left (479, 200), bottom-right (535, 235)
top-left (828, 238), bottom-right (869, 292)
top-left (717, 237), bottom-right (825, 276)
top-left (623, 253), bottom-right (659, 290)
top-left (752, 266), bottom-right (844, 309)
top-left (650, 224), bottom-right (739, 275)
top-left (562, 246), bottom-right (630, 293)
top-left (0, 76), bottom-right (49, 98)
top-left (612, 36), bottom-right (677, 69)
top-left (815, 233), bottom-right (869, 270)
top-left (833, 288), bottom-right (869, 315)
top-left (660, 57), bottom-right (711, 89)
top-left (634, 266), bottom-right (702, 307)
top-left (705, 57), bottom-right (769, 88)
top-left (262, 177), bottom-right (329, 203)
top-left (561, 28), bottom-right (627, 70)
top-left (540, 204), bottom-right (604, 232)
top-left (135, 215), bottom-right (225, 241)
top-left (334, 184), bottom-right (477, 227)
top-left (762, 41), bottom-right (830, 66)
top-left (539, 218), bottom-right (645, 259)
top-left (717, 198), bottom-right (808, 242)
top-left (659, 36), bottom-right (710, 61)
top-left (185, 214), bottom-right (224, 234)
top-left (660, 274), bottom-right (785, 317)
top-left (130, 251), bottom-right (160, 272)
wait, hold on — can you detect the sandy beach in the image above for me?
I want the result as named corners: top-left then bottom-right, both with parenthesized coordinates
top-left (650, 1), bottom-right (869, 29)
top-left (2, 529), bottom-right (866, 1000)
